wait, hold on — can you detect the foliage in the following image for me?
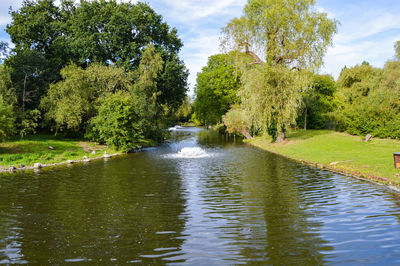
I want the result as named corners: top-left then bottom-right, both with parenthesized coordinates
top-left (40, 63), bottom-right (133, 133)
top-left (222, 105), bottom-right (251, 138)
top-left (130, 44), bottom-right (165, 141)
top-left (41, 44), bottom-right (169, 149)
top-left (297, 74), bottom-right (337, 129)
top-left (0, 96), bottom-right (16, 141)
top-left (221, 0), bottom-right (338, 71)
top-left (20, 109), bottom-right (41, 139)
top-left (6, 0), bottom-right (188, 126)
top-left (5, 49), bottom-right (50, 113)
top-left (194, 53), bottom-right (242, 126)
top-left (0, 66), bottom-right (17, 106)
top-left (89, 91), bottom-right (144, 152)
top-left (239, 64), bottom-right (311, 140)
top-left (221, 0), bottom-right (337, 141)
top-left (40, 64), bottom-right (95, 133)
top-left (88, 45), bottom-right (166, 150)
top-left (175, 96), bottom-right (192, 123)
top-left (7, 0), bottom-right (182, 70)
top-left (156, 54), bottom-right (189, 112)
top-left (333, 62), bottom-right (383, 135)
top-left (332, 43), bottom-right (400, 139)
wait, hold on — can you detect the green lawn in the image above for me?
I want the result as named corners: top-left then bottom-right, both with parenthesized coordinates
top-left (247, 130), bottom-right (400, 184)
top-left (0, 134), bottom-right (118, 169)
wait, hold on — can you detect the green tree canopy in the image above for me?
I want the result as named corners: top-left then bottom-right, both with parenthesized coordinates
top-left (88, 45), bottom-right (166, 148)
top-left (297, 74), bottom-right (337, 130)
top-left (332, 42), bottom-right (400, 138)
top-left (194, 53), bottom-right (242, 126)
top-left (7, 0), bottom-right (182, 69)
top-left (7, 0), bottom-right (188, 115)
top-left (222, 0), bottom-right (338, 70)
top-left (40, 63), bottom-right (133, 133)
top-left (221, 0), bottom-right (337, 141)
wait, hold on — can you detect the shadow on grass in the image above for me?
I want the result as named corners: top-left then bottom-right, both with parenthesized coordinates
top-left (287, 129), bottom-right (333, 141)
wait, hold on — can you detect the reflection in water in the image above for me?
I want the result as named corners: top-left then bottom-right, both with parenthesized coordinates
top-left (1, 127), bottom-right (400, 264)
top-left (0, 153), bottom-right (187, 264)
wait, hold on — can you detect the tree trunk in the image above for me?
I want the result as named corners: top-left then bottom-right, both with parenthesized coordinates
top-left (240, 129), bottom-right (253, 140)
top-left (244, 43), bottom-right (263, 65)
top-left (304, 108), bottom-right (307, 130)
top-left (276, 131), bottom-right (286, 143)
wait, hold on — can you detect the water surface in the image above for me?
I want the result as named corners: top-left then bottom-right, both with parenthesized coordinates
top-left (1, 127), bottom-right (400, 264)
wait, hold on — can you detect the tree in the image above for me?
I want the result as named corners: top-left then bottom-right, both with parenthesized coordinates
top-left (7, 0), bottom-right (188, 117)
top-left (298, 74), bottom-right (336, 130)
top-left (175, 96), bottom-right (192, 123)
top-left (194, 53), bottom-right (242, 126)
top-left (89, 91), bottom-right (145, 152)
top-left (7, 0), bottom-right (182, 70)
top-left (157, 54), bottom-right (189, 112)
top-left (40, 64), bottom-right (94, 133)
top-left (0, 96), bottom-right (16, 141)
top-left (0, 66), bottom-right (17, 106)
top-left (130, 45), bottom-right (164, 141)
top-left (40, 63), bottom-right (133, 134)
top-left (331, 43), bottom-right (400, 139)
top-left (223, 105), bottom-right (252, 139)
top-left (221, 0), bottom-right (337, 141)
top-left (5, 49), bottom-right (49, 116)
top-left (88, 45), bottom-right (166, 148)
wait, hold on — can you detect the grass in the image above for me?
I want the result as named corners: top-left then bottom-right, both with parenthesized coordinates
top-left (0, 134), bottom-right (119, 169)
top-left (247, 130), bottom-right (400, 184)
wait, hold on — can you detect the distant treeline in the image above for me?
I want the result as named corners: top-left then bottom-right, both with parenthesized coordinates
top-left (0, 0), bottom-right (191, 151)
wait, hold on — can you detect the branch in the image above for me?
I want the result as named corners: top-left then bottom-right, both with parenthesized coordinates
top-left (244, 42), bottom-right (263, 65)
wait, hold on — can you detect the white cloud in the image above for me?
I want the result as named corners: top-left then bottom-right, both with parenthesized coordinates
top-left (319, 4), bottom-right (400, 79)
top-left (154, 0), bottom-right (244, 22)
top-left (0, 0), bottom-right (23, 26)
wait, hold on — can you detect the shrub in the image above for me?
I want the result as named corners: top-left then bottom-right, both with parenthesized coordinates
top-left (0, 96), bottom-right (15, 141)
top-left (88, 91), bottom-right (144, 152)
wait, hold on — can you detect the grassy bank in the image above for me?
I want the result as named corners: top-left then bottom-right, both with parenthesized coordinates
top-left (247, 130), bottom-right (400, 186)
top-left (0, 135), bottom-right (120, 171)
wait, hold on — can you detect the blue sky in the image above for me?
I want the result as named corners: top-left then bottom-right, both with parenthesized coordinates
top-left (1, 0), bottom-right (400, 95)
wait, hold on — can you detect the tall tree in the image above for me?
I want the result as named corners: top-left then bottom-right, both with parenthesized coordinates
top-left (7, 0), bottom-right (188, 113)
top-left (221, 0), bottom-right (337, 141)
top-left (7, 0), bottom-right (182, 70)
top-left (5, 50), bottom-right (49, 116)
top-left (298, 74), bottom-right (336, 130)
top-left (194, 53), bottom-right (242, 126)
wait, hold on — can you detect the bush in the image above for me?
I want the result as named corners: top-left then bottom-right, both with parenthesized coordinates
top-left (0, 96), bottom-right (15, 141)
top-left (88, 91), bottom-right (144, 152)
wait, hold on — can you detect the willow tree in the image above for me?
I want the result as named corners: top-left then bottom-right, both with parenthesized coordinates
top-left (221, 0), bottom-right (337, 141)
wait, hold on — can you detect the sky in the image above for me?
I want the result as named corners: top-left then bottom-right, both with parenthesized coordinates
top-left (1, 0), bottom-right (400, 96)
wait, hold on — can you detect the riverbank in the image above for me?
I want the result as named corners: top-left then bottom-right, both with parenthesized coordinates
top-left (246, 130), bottom-right (400, 187)
top-left (0, 134), bottom-right (123, 172)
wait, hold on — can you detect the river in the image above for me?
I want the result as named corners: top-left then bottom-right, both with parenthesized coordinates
top-left (1, 127), bottom-right (400, 264)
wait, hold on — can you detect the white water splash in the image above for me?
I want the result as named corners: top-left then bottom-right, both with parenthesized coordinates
top-left (169, 147), bottom-right (211, 159)
top-left (168, 125), bottom-right (184, 131)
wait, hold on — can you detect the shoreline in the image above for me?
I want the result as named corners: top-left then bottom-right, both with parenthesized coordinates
top-left (0, 152), bottom-right (126, 174)
top-left (245, 131), bottom-right (400, 192)
top-left (0, 148), bottom-right (146, 174)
